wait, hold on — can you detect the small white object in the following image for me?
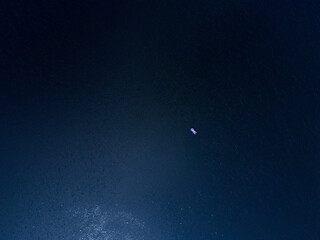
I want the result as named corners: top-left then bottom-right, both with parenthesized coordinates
top-left (190, 128), bottom-right (197, 135)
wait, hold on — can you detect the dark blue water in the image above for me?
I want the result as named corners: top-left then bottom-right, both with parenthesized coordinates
top-left (1, 1), bottom-right (319, 239)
